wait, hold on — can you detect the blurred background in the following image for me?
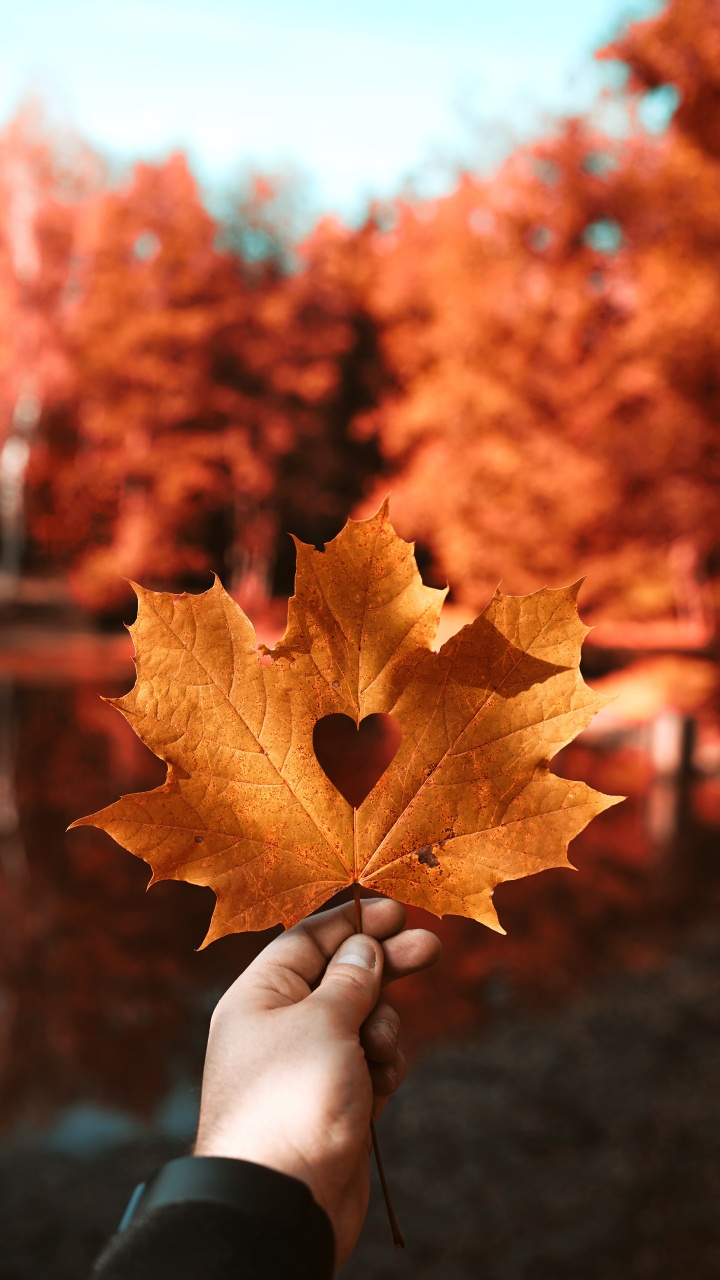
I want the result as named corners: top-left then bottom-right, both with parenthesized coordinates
top-left (1, 0), bottom-right (720, 1276)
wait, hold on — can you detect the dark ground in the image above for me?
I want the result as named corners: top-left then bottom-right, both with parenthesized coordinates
top-left (1, 922), bottom-right (720, 1280)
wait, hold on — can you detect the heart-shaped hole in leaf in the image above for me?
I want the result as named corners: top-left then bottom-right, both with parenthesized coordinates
top-left (313, 713), bottom-right (402, 809)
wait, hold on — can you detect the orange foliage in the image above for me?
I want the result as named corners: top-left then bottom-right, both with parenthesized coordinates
top-left (3, 0), bottom-right (718, 630)
top-left (353, 89), bottom-right (720, 616)
top-left (0, 104), bottom-right (100, 451)
top-left (605, 0), bottom-right (720, 160)
top-left (34, 154), bottom-right (278, 612)
top-left (22, 158), bottom-right (382, 612)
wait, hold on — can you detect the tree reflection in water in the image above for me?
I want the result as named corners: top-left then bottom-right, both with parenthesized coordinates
top-left (0, 678), bottom-right (718, 1140)
top-left (0, 681), bottom-right (274, 1135)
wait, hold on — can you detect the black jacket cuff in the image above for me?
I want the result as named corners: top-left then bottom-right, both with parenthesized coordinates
top-left (92, 1156), bottom-right (335, 1279)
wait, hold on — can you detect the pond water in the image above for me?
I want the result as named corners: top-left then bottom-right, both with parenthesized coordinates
top-left (0, 655), bottom-right (719, 1161)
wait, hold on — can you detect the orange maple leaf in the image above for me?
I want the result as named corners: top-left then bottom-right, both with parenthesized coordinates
top-left (72, 503), bottom-right (621, 944)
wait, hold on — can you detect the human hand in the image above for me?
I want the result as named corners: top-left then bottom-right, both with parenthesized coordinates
top-left (193, 897), bottom-right (440, 1266)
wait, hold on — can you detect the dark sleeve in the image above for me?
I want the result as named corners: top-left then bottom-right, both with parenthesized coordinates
top-left (92, 1156), bottom-right (335, 1280)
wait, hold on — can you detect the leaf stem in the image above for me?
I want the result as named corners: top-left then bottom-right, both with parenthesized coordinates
top-left (370, 1120), bottom-right (405, 1251)
top-left (352, 880), bottom-right (405, 1250)
top-left (353, 875), bottom-right (363, 934)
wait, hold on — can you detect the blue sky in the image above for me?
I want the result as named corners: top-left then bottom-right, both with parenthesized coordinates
top-left (2, 0), bottom-right (661, 219)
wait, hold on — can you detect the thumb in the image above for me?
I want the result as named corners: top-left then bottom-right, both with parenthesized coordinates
top-left (311, 933), bottom-right (384, 1032)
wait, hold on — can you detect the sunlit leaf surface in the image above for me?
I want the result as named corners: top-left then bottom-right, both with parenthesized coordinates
top-left (73, 505), bottom-right (619, 942)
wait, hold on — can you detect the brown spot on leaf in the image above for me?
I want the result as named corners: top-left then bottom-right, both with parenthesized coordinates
top-left (417, 845), bottom-right (440, 868)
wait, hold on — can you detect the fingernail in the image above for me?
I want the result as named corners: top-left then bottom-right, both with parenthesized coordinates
top-left (334, 935), bottom-right (377, 971)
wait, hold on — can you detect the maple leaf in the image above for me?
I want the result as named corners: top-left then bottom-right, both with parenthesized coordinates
top-left (71, 502), bottom-right (621, 944)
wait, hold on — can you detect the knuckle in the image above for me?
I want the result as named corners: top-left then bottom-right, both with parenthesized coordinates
top-left (329, 964), bottom-right (373, 996)
top-left (368, 1018), bottom-right (398, 1058)
top-left (372, 999), bottom-right (399, 1024)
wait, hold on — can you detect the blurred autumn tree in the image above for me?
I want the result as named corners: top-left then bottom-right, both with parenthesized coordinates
top-left (0, 103), bottom-right (101, 414)
top-left (32, 153), bottom-right (282, 614)
top-left (218, 168), bottom-right (312, 273)
top-left (351, 0), bottom-right (720, 621)
top-left (9, 0), bottom-right (720, 622)
top-left (0, 104), bottom-right (102, 577)
top-left (610, 0), bottom-right (720, 160)
top-left (243, 214), bottom-right (384, 593)
top-left (23, 156), bottom-right (383, 612)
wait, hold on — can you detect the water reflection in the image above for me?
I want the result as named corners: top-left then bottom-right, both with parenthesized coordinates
top-left (0, 680), bottom-right (269, 1144)
top-left (0, 678), bottom-right (25, 886)
top-left (0, 669), bottom-right (718, 1150)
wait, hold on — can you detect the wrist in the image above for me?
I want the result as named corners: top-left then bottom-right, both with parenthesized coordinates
top-left (194, 1127), bottom-right (317, 1200)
